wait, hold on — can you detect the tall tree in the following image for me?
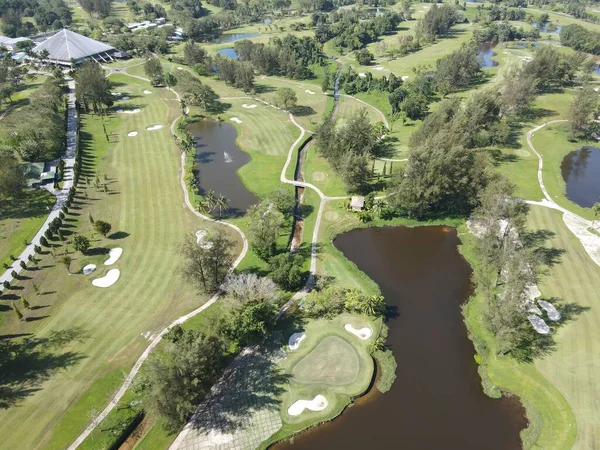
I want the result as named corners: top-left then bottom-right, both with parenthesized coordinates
top-left (569, 84), bottom-right (599, 140)
top-left (144, 55), bottom-right (164, 86)
top-left (248, 201), bottom-right (285, 260)
top-left (74, 61), bottom-right (113, 113)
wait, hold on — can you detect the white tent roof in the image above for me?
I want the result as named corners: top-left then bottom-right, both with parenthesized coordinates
top-left (33, 29), bottom-right (114, 62)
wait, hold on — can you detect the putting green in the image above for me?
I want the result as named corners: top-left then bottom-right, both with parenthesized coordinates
top-left (292, 336), bottom-right (360, 386)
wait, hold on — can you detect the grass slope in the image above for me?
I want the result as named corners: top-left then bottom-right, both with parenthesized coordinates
top-left (0, 74), bottom-right (241, 450)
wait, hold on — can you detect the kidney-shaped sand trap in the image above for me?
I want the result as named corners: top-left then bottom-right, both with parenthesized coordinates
top-left (92, 269), bottom-right (120, 288)
top-left (230, 117), bottom-right (242, 124)
top-left (288, 395), bottom-right (328, 416)
top-left (82, 264), bottom-right (96, 275)
top-left (242, 104), bottom-right (258, 109)
top-left (117, 109), bottom-right (141, 114)
top-left (128, 131), bottom-right (138, 137)
top-left (104, 247), bottom-right (123, 266)
top-left (344, 323), bottom-right (372, 340)
top-left (288, 332), bottom-right (306, 350)
top-left (305, 89), bottom-right (315, 95)
top-left (143, 90), bottom-right (152, 94)
top-left (146, 125), bottom-right (163, 131)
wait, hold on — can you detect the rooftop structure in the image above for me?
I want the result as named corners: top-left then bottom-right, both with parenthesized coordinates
top-left (33, 29), bottom-right (122, 66)
top-left (350, 196), bottom-right (365, 211)
top-left (0, 35), bottom-right (31, 50)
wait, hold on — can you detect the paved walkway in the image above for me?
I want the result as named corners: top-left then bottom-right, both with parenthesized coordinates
top-left (0, 79), bottom-right (77, 291)
top-left (525, 120), bottom-right (600, 267)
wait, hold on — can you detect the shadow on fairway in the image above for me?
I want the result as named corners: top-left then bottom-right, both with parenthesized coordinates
top-left (0, 327), bottom-right (88, 409)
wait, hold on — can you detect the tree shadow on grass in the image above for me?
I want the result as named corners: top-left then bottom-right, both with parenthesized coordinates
top-left (290, 105), bottom-right (316, 117)
top-left (512, 299), bottom-right (590, 363)
top-left (189, 341), bottom-right (290, 434)
top-left (0, 327), bottom-right (88, 408)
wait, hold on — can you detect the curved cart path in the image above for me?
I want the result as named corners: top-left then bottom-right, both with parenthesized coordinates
top-left (525, 120), bottom-right (600, 267)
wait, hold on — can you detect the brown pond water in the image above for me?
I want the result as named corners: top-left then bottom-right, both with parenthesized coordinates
top-left (277, 226), bottom-right (527, 450)
top-left (561, 146), bottom-right (600, 208)
top-left (187, 119), bottom-right (259, 217)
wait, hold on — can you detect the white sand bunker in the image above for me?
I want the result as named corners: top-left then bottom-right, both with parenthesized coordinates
top-left (83, 264), bottom-right (96, 275)
top-left (196, 230), bottom-right (213, 249)
top-left (288, 332), bottom-right (306, 350)
top-left (128, 131), bottom-right (138, 137)
top-left (242, 104), bottom-right (258, 109)
top-left (358, 72), bottom-right (366, 78)
top-left (538, 300), bottom-right (561, 321)
top-left (121, 96), bottom-right (130, 100)
top-left (92, 269), bottom-right (120, 288)
top-left (288, 395), bottom-right (328, 416)
top-left (528, 315), bottom-right (550, 334)
top-left (401, 75), bottom-right (410, 81)
top-left (344, 323), bottom-right (372, 340)
top-left (373, 66), bottom-right (385, 71)
top-left (177, 67), bottom-right (183, 70)
top-left (305, 89), bottom-right (315, 95)
top-left (146, 124), bottom-right (163, 131)
top-left (143, 90), bottom-right (152, 94)
top-left (117, 108), bottom-right (141, 114)
top-left (104, 247), bottom-right (123, 266)
top-left (111, 92), bottom-right (122, 96)
top-left (230, 117), bottom-right (242, 124)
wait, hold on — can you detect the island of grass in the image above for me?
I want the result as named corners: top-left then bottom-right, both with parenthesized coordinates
top-left (264, 313), bottom-right (380, 447)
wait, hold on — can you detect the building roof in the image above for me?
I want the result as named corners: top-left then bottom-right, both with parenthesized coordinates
top-left (33, 29), bottom-right (114, 63)
top-left (0, 35), bottom-right (31, 49)
top-left (350, 196), bottom-right (365, 210)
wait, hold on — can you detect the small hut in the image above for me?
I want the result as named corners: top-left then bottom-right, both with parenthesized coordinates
top-left (350, 196), bottom-right (365, 211)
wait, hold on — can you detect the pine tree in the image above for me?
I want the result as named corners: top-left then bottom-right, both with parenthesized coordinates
top-left (21, 296), bottom-right (30, 310)
top-left (12, 303), bottom-right (23, 321)
top-left (89, 214), bottom-right (95, 224)
top-left (32, 282), bottom-right (40, 295)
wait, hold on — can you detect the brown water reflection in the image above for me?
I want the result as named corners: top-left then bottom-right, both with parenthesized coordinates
top-left (276, 226), bottom-right (526, 450)
top-left (186, 120), bottom-right (259, 217)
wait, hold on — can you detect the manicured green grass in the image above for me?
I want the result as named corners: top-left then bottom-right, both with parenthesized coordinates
top-left (262, 313), bottom-right (378, 447)
top-left (460, 218), bottom-right (577, 450)
top-left (0, 74), bottom-right (241, 450)
top-left (303, 146), bottom-right (348, 198)
top-left (527, 206), bottom-right (600, 449)
top-left (0, 189), bottom-right (55, 269)
top-left (133, 418), bottom-right (177, 450)
top-left (0, 75), bottom-right (47, 115)
top-left (530, 123), bottom-right (596, 220)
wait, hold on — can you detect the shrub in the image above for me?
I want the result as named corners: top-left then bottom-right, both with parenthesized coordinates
top-left (11, 270), bottom-right (17, 278)
top-left (268, 254), bottom-right (304, 291)
top-left (373, 348), bottom-right (397, 393)
top-left (19, 261), bottom-right (26, 270)
top-left (12, 303), bottom-right (23, 321)
top-left (21, 296), bottom-right (30, 310)
top-left (73, 235), bottom-right (91, 254)
top-left (34, 245), bottom-right (41, 253)
top-left (94, 220), bottom-right (112, 237)
top-left (40, 236), bottom-right (49, 247)
top-left (59, 211), bottom-right (65, 220)
top-left (219, 302), bottom-right (277, 347)
top-left (3, 280), bottom-right (10, 289)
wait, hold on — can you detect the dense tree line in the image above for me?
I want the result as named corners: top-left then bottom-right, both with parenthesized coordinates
top-left (315, 9), bottom-right (402, 51)
top-left (569, 84), bottom-right (600, 140)
top-left (0, 0), bottom-right (71, 36)
top-left (316, 109), bottom-right (386, 193)
top-left (234, 35), bottom-right (324, 79)
top-left (434, 44), bottom-right (482, 95)
top-left (417, 3), bottom-right (463, 39)
top-left (560, 24), bottom-right (600, 55)
top-left (0, 76), bottom-right (66, 162)
top-left (472, 22), bottom-right (540, 43)
top-left (107, 33), bottom-right (170, 56)
top-left (74, 61), bottom-right (114, 113)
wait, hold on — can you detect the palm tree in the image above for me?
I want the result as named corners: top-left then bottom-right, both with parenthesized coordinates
top-left (180, 99), bottom-right (187, 116)
top-left (371, 199), bottom-right (386, 218)
top-left (215, 195), bottom-right (230, 217)
top-left (592, 202), bottom-right (600, 228)
top-left (196, 199), bottom-right (209, 214)
top-left (205, 190), bottom-right (217, 212)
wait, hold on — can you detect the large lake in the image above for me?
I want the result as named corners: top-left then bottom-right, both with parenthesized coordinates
top-left (276, 226), bottom-right (526, 449)
top-left (561, 146), bottom-right (600, 208)
top-left (186, 119), bottom-right (258, 217)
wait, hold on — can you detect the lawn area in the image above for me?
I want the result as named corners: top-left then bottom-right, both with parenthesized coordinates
top-left (527, 205), bottom-right (600, 450)
top-left (0, 189), bottom-right (55, 270)
top-left (530, 123), bottom-right (597, 220)
top-left (261, 313), bottom-right (379, 447)
top-left (0, 74), bottom-right (242, 450)
top-left (303, 144), bottom-right (348, 198)
top-left (0, 74), bottom-right (47, 115)
top-left (460, 219), bottom-right (577, 450)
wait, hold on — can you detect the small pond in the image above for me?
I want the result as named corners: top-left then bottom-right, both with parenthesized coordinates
top-left (213, 33), bottom-right (259, 44)
top-left (561, 146), bottom-right (600, 208)
top-left (532, 22), bottom-right (562, 34)
top-left (186, 119), bottom-right (258, 217)
top-left (276, 226), bottom-right (526, 450)
top-left (478, 42), bottom-right (499, 68)
top-left (216, 48), bottom-right (239, 59)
